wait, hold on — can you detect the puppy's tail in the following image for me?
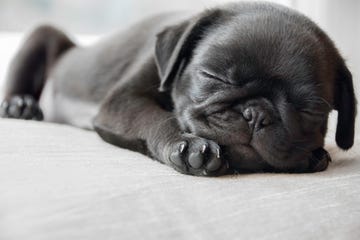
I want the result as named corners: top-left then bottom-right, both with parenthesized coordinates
top-left (4, 25), bottom-right (76, 100)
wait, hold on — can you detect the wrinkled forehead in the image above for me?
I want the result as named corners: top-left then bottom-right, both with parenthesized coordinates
top-left (191, 19), bottom-right (321, 86)
top-left (187, 20), bottom-right (331, 110)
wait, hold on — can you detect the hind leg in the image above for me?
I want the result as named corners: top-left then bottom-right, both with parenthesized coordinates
top-left (0, 25), bottom-right (75, 120)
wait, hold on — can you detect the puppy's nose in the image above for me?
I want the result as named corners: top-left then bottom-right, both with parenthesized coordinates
top-left (243, 106), bottom-right (272, 130)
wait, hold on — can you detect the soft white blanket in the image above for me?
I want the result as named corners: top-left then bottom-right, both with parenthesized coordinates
top-left (0, 119), bottom-right (359, 240)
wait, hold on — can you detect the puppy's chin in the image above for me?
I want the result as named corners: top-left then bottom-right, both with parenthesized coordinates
top-left (223, 144), bottom-right (270, 172)
top-left (223, 143), bottom-right (312, 173)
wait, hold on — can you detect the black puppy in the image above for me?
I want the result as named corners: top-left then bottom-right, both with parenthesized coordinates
top-left (0, 2), bottom-right (356, 176)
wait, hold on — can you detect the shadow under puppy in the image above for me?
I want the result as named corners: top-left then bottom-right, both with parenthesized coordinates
top-left (0, 2), bottom-right (356, 176)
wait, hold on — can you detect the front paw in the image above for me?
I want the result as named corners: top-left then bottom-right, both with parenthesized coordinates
top-left (0, 95), bottom-right (43, 120)
top-left (308, 148), bottom-right (331, 172)
top-left (166, 133), bottom-right (229, 176)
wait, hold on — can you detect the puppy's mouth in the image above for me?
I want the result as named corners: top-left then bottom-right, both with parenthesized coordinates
top-left (224, 143), bottom-right (330, 173)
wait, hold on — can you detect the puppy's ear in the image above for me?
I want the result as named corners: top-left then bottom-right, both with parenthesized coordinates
top-left (334, 61), bottom-right (357, 150)
top-left (155, 10), bottom-right (220, 92)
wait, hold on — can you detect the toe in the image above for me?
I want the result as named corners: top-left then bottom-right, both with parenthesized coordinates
top-left (205, 156), bottom-right (222, 171)
top-left (205, 148), bottom-right (222, 171)
top-left (8, 104), bottom-right (21, 118)
top-left (0, 100), bottom-right (9, 117)
top-left (170, 152), bottom-right (183, 167)
top-left (188, 151), bottom-right (204, 169)
top-left (21, 105), bottom-right (35, 119)
top-left (169, 142), bottom-right (187, 167)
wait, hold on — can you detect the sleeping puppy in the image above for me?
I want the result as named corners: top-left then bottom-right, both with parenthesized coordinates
top-left (0, 2), bottom-right (356, 176)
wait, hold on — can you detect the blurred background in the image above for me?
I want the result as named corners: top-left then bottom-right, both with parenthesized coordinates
top-left (0, 0), bottom-right (293, 34)
top-left (0, 0), bottom-right (359, 113)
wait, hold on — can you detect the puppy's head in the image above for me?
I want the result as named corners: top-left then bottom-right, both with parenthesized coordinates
top-left (155, 3), bottom-right (357, 172)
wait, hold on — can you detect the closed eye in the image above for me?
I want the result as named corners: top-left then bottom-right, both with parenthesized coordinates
top-left (299, 110), bottom-right (327, 122)
top-left (198, 70), bottom-right (230, 84)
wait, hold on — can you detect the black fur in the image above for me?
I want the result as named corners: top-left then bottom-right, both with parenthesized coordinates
top-left (1, 2), bottom-right (356, 176)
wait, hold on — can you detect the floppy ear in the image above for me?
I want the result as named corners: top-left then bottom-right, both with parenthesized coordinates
top-left (155, 10), bottom-right (221, 92)
top-left (334, 61), bottom-right (357, 150)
